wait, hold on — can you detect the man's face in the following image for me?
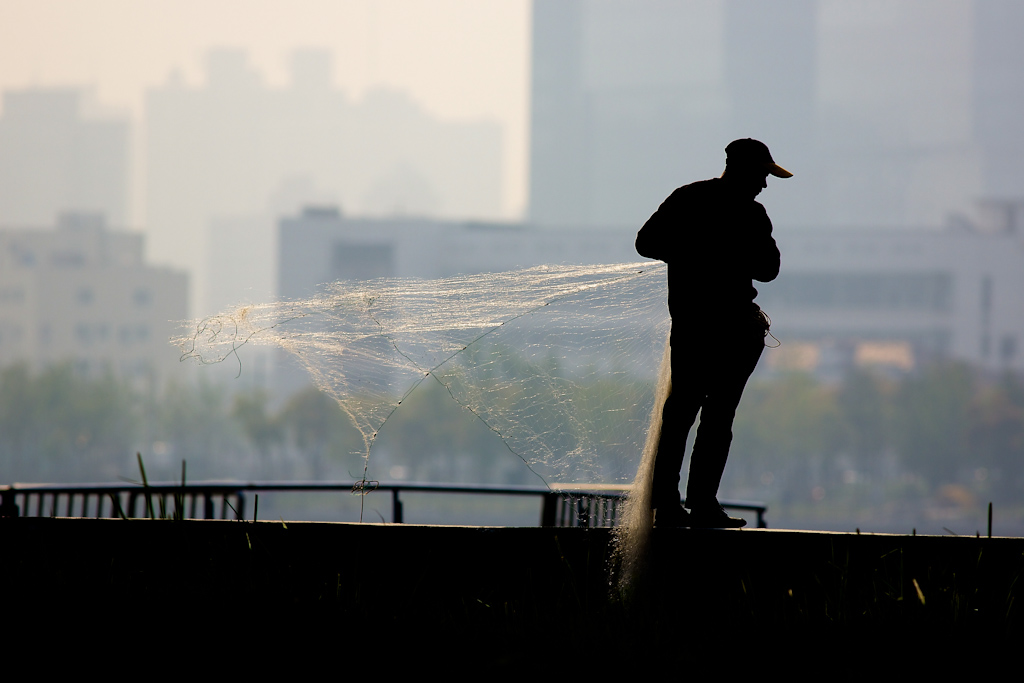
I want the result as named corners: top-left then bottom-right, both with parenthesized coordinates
top-left (736, 166), bottom-right (770, 199)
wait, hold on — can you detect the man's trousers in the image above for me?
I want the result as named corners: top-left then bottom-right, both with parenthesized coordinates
top-left (650, 315), bottom-right (766, 509)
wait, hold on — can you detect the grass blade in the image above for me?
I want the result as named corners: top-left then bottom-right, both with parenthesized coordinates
top-left (137, 452), bottom-right (154, 520)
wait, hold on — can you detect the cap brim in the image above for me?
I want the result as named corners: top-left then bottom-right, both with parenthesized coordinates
top-left (767, 163), bottom-right (793, 178)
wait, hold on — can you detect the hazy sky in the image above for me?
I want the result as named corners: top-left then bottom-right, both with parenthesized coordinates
top-left (0, 0), bottom-right (531, 221)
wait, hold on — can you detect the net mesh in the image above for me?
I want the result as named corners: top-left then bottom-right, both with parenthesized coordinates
top-left (180, 262), bottom-right (666, 484)
top-left (179, 261), bottom-right (669, 583)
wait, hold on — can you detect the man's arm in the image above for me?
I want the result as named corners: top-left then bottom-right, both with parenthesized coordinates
top-left (750, 205), bottom-right (780, 283)
top-left (635, 188), bottom-right (683, 262)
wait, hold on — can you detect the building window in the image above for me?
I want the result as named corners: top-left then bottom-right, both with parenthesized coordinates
top-left (331, 242), bottom-right (395, 281)
top-left (133, 288), bottom-right (152, 307)
top-left (1001, 335), bottom-right (1017, 363)
top-left (0, 287), bottom-right (25, 304)
top-left (11, 246), bottom-right (35, 266)
top-left (52, 250), bottom-right (85, 267)
top-left (981, 276), bottom-right (992, 326)
top-left (76, 287), bottom-right (94, 306)
top-left (758, 271), bottom-right (953, 312)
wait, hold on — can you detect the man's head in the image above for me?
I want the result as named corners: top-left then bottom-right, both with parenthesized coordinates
top-left (722, 138), bottom-right (792, 198)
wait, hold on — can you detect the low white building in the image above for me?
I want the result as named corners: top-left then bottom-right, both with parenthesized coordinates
top-left (0, 213), bottom-right (188, 386)
top-left (276, 206), bottom-right (1024, 380)
top-left (277, 207), bottom-right (640, 301)
top-left (761, 222), bottom-right (1024, 376)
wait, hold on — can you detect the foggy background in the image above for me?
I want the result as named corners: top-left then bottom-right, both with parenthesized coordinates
top-left (1, 0), bottom-right (1023, 534)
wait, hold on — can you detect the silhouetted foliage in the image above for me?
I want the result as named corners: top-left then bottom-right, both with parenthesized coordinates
top-left (894, 362), bottom-right (974, 486)
top-left (0, 363), bottom-right (137, 482)
top-left (723, 362), bottom-right (1024, 530)
top-left (2, 361), bottom-right (1023, 528)
top-left (277, 386), bottom-right (363, 479)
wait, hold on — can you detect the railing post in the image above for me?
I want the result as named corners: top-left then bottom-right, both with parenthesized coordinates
top-left (540, 492), bottom-right (558, 527)
top-left (0, 487), bottom-right (19, 517)
top-left (392, 489), bottom-right (403, 523)
top-left (575, 497), bottom-right (590, 528)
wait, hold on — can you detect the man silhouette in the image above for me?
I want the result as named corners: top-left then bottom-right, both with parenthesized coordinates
top-left (636, 138), bottom-right (791, 528)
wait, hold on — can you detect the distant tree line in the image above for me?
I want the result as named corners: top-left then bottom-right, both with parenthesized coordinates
top-left (0, 363), bottom-right (366, 484)
top-left (725, 362), bottom-right (1024, 520)
top-left (2, 361), bottom-right (1022, 518)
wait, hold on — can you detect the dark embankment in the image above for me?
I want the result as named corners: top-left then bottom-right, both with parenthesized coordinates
top-left (3, 518), bottom-right (1021, 667)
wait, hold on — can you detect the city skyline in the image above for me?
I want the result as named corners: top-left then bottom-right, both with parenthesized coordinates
top-left (0, 0), bottom-right (531, 224)
top-left (4, 2), bottom-right (1022, 236)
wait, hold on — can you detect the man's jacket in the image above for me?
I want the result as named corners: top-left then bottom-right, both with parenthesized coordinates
top-left (635, 177), bottom-right (780, 328)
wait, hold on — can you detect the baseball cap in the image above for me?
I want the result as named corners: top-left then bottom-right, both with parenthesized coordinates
top-left (725, 138), bottom-right (793, 178)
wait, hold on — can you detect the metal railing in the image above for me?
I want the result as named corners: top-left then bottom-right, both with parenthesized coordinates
top-left (0, 480), bottom-right (767, 528)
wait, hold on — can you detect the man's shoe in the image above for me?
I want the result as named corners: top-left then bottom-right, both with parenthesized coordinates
top-left (653, 505), bottom-right (691, 528)
top-left (687, 504), bottom-right (746, 529)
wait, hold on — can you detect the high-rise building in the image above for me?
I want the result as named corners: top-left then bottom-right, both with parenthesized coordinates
top-left (973, 0), bottom-right (1024, 200)
top-left (528, 1), bottom-right (816, 228)
top-left (529, 1), bottom-right (1012, 231)
top-left (0, 213), bottom-right (187, 387)
top-left (147, 49), bottom-right (503, 314)
top-left (0, 89), bottom-right (129, 226)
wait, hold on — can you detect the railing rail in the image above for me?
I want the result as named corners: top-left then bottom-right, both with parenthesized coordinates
top-left (0, 481), bottom-right (767, 528)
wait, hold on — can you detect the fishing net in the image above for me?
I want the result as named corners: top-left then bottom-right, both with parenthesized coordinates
top-left (179, 262), bottom-right (669, 495)
top-left (180, 260), bottom-right (671, 592)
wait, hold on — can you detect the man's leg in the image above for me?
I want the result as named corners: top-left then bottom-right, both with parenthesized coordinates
top-left (684, 324), bottom-right (765, 515)
top-left (650, 341), bottom-right (705, 512)
top-left (650, 393), bottom-right (703, 509)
